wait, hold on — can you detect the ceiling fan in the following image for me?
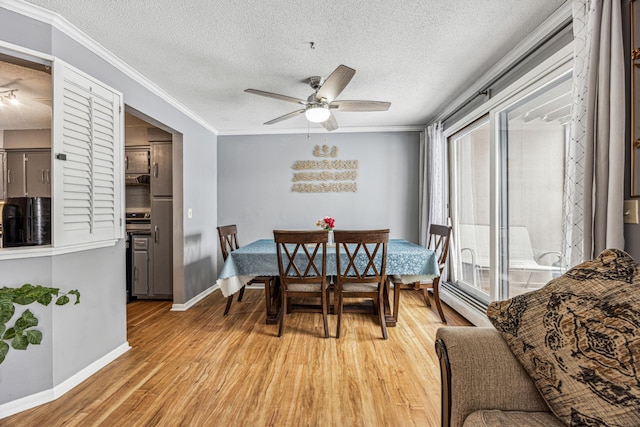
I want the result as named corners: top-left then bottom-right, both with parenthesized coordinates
top-left (245, 64), bottom-right (391, 132)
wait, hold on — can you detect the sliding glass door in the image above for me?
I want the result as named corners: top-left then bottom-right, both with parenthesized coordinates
top-left (499, 72), bottom-right (570, 298)
top-left (450, 118), bottom-right (491, 302)
top-left (450, 71), bottom-right (571, 304)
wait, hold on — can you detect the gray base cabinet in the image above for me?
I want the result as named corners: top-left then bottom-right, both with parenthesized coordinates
top-left (132, 234), bottom-right (150, 297)
top-left (131, 226), bottom-right (173, 299)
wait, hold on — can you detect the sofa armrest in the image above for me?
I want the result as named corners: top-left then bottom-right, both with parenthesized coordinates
top-left (435, 327), bottom-right (550, 427)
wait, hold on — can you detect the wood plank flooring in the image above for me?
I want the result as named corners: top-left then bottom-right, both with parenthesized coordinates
top-left (2, 288), bottom-right (471, 426)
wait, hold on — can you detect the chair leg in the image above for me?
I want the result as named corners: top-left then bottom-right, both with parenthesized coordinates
top-left (278, 289), bottom-right (286, 337)
top-left (432, 278), bottom-right (446, 323)
top-left (422, 287), bottom-right (432, 307)
top-left (224, 294), bottom-right (234, 316)
top-left (336, 292), bottom-right (343, 339)
top-left (287, 298), bottom-right (292, 314)
top-left (392, 282), bottom-right (401, 323)
top-left (378, 289), bottom-right (388, 340)
top-left (321, 286), bottom-right (329, 338)
top-left (238, 285), bottom-right (246, 302)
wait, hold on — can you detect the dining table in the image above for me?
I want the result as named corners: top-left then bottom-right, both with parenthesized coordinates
top-left (216, 238), bottom-right (439, 325)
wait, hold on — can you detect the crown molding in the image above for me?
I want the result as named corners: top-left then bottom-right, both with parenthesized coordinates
top-left (218, 124), bottom-right (423, 136)
top-left (0, 0), bottom-right (219, 135)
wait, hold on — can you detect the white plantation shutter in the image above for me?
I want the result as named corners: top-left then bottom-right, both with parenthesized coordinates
top-left (53, 60), bottom-right (123, 247)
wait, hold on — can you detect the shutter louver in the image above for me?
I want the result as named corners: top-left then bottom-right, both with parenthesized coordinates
top-left (62, 81), bottom-right (93, 233)
top-left (53, 61), bottom-right (122, 247)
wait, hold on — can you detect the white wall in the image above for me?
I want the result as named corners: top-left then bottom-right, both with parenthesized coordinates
top-left (217, 131), bottom-right (421, 270)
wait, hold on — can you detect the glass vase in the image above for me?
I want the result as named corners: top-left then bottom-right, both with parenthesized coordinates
top-left (328, 230), bottom-right (334, 246)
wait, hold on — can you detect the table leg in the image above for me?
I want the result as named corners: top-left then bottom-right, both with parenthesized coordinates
top-left (264, 276), bottom-right (281, 324)
top-left (384, 278), bottom-right (397, 327)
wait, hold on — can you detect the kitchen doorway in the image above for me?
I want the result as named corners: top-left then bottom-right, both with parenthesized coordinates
top-left (124, 109), bottom-right (183, 305)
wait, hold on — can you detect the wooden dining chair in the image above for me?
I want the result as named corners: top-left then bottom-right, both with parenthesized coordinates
top-left (334, 229), bottom-right (390, 340)
top-left (390, 224), bottom-right (452, 323)
top-left (217, 225), bottom-right (274, 316)
top-left (273, 230), bottom-right (329, 338)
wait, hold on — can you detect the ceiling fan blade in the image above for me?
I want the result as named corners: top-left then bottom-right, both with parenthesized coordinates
top-left (264, 109), bottom-right (306, 125)
top-left (315, 65), bottom-right (355, 103)
top-left (321, 112), bottom-right (339, 132)
top-left (245, 89), bottom-right (307, 105)
top-left (331, 100), bottom-right (391, 112)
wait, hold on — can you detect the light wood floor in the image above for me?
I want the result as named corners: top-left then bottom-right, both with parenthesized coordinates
top-left (3, 288), bottom-right (471, 426)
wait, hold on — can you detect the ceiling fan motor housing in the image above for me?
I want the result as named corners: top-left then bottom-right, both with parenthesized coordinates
top-left (308, 76), bottom-right (324, 91)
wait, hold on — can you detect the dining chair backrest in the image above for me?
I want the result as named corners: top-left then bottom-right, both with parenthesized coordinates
top-left (334, 229), bottom-right (389, 283)
top-left (334, 229), bottom-right (390, 340)
top-left (273, 230), bottom-right (330, 338)
top-left (273, 230), bottom-right (328, 287)
top-left (428, 224), bottom-right (452, 275)
top-left (217, 224), bottom-right (240, 261)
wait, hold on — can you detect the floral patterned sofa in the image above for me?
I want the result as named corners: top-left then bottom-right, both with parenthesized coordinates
top-left (436, 249), bottom-right (640, 427)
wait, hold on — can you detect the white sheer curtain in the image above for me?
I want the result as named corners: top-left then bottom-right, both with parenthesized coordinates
top-left (419, 122), bottom-right (448, 247)
top-left (562, 0), bottom-right (625, 267)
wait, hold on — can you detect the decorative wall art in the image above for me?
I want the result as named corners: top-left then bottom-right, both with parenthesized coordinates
top-left (291, 145), bottom-right (359, 193)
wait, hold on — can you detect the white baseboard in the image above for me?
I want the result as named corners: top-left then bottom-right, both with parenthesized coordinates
top-left (0, 342), bottom-right (131, 419)
top-left (171, 284), bottom-right (218, 311)
top-left (440, 288), bottom-right (492, 327)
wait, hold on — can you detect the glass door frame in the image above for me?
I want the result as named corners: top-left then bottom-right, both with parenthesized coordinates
top-left (446, 46), bottom-right (573, 305)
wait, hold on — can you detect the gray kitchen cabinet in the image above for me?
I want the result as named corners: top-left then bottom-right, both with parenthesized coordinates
top-left (125, 147), bottom-right (150, 174)
top-left (26, 151), bottom-right (51, 197)
top-left (151, 142), bottom-right (172, 197)
top-left (0, 151), bottom-right (6, 200)
top-left (6, 150), bottom-right (51, 197)
top-left (6, 151), bottom-right (25, 198)
top-left (151, 197), bottom-right (173, 297)
top-left (132, 234), bottom-right (150, 297)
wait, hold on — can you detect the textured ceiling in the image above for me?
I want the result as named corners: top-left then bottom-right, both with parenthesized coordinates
top-left (0, 57), bottom-right (51, 130)
top-left (15, 0), bottom-right (566, 134)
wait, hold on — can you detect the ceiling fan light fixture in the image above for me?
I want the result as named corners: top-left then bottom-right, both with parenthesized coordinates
top-left (305, 104), bottom-right (330, 123)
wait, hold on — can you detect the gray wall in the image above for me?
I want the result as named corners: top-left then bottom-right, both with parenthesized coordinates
top-left (217, 131), bottom-right (420, 270)
top-left (51, 242), bottom-right (127, 384)
top-left (0, 5), bottom-right (217, 406)
top-left (0, 256), bottom-right (53, 401)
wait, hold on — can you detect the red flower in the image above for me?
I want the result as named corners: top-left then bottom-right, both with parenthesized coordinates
top-left (324, 217), bottom-right (335, 229)
top-left (317, 216), bottom-right (335, 230)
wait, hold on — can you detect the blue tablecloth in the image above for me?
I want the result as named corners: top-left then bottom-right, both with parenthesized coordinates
top-left (216, 239), bottom-right (439, 297)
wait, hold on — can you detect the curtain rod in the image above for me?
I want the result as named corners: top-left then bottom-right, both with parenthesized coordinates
top-left (439, 17), bottom-right (573, 126)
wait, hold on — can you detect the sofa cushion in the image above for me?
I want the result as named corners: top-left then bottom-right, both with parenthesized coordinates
top-left (463, 409), bottom-right (564, 427)
top-left (486, 249), bottom-right (640, 426)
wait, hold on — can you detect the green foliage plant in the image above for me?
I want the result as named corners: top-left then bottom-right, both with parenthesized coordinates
top-left (0, 284), bottom-right (80, 364)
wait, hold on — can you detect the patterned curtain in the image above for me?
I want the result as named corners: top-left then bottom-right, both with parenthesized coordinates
top-left (563, 0), bottom-right (625, 267)
top-left (419, 122), bottom-right (449, 247)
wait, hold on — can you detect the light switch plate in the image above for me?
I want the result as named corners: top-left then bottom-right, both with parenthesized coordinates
top-left (624, 200), bottom-right (639, 224)
top-left (187, 208), bottom-right (193, 219)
